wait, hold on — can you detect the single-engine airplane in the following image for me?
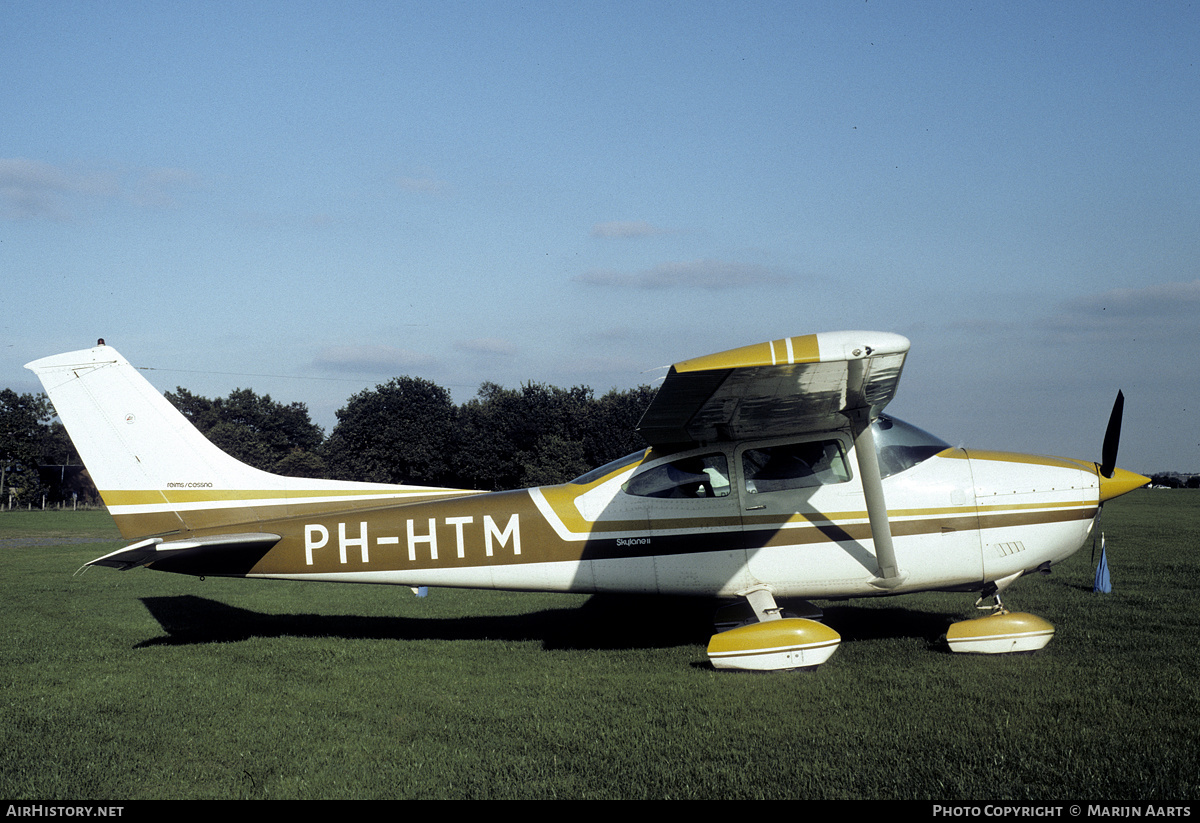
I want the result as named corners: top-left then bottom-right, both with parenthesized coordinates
top-left (27, 331), bottom-right (1148, 671)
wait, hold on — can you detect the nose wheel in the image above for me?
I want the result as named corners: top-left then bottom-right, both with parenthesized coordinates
top-left (948, 581), bottom-right (1055, 654)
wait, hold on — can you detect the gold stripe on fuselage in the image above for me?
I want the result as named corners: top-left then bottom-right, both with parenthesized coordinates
top-left (940, 449), bottom-right (1097, 473)
top-left (154, 487), bottom-right (1099, 579)
top-left (102, 488), bottom-right (475, 507)
top-left (119, 448), bottom-right (1100, 579)
top-left (101, 487), bottom-right (481, 539)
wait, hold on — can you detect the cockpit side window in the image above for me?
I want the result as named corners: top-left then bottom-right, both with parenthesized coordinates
top-left (742, 439), bottom-right (851, 493)
top-left (623, 453), bottom-right (731, 499)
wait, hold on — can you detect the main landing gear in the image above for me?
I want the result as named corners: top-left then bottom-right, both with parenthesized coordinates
top-left (706, 578), bottom-right (1057, 671)
top-left (705, 587), bottom-right (841, 672)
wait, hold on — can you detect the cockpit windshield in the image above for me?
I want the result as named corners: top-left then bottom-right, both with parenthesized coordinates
top-left (569, 415), bottom-right (949, 486)
top-left (872, 415), bottom-right (950, 479)
top-left (569, 450), bottom-right (646, 485)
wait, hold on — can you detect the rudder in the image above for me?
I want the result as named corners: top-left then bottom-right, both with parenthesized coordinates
top-left (26, 343), bottom-right (473, 539)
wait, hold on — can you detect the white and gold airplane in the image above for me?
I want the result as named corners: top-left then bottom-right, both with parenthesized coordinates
top-left (26, 332), bottom-right (1148, 671)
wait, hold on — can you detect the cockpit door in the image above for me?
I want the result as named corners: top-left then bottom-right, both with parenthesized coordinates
top-left (735, 433), bottom-right (872, 591)
top-left (617, 447), bottom-right (752, 596)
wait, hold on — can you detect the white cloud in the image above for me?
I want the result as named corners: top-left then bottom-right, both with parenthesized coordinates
top-left (313, 344), bottom-right (438, 374)
top-left (590, 220), bottom-right (667, 238)
top-left (574, 259), bottom-right (791, 290)
top-left (0, 158), bottom-right (197, 219)
top-left (395, 176), bottom-right (451, 196)
top-left (1060, 279), bottom-right (1200, 319)
top-left (126, 166), bottom-right (200, 209)
top-left (0, 158), bottom-right (107, 219)
top-left (1036, 279), bottom-right (1200, 349)
top-left (454, 338), bottom-right (518, 357)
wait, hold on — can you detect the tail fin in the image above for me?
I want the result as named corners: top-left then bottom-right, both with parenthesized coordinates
top-left (26, 343), bottom-right (471, 539)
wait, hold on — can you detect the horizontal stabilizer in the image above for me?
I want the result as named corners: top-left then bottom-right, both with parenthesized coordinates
top-left (86, 532), bottom-right (281, 572)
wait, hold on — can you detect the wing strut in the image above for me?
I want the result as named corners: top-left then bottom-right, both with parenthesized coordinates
top-left (846, 411), bottom-right (906, 589)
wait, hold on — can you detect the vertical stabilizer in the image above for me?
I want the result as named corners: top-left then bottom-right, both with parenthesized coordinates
top-left (26, 345), bottom-right (278, 498)
top-left (25, 344), bottom-right (473, 538)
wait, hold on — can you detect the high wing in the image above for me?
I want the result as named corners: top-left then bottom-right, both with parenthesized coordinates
top-left (636, 330), bottom-right (910, 448)
top-left (636, 330), bottom-right (911, 588)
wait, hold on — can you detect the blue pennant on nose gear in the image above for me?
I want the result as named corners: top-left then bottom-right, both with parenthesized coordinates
top-left (1093, 535), bottom-right (1112, 594)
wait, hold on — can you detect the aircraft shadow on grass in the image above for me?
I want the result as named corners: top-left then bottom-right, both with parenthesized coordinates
top-left (134, 593), bottom-right (960, 653)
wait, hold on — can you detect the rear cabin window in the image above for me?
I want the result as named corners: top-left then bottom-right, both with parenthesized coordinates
top-left (623, 453), bottom-right (731, 499)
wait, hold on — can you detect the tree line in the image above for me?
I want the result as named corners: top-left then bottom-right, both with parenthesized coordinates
top-left (313, 378), bottom-right (656, 490)
top-left (1, 378), bottom-right (659, 505)
top-left (1148, 472), bottom-right (1200, 489)
top-left (1, 389), bottom-right (85, 506)
top-left (7, 380), bottom-right (1199, 506)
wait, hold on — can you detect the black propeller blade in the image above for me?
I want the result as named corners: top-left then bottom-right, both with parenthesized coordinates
top-left (1099, 390), bottom-right (1124, 479)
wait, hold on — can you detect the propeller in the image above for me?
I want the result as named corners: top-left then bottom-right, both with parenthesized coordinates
top-left (1099, 390), bottom-right (1124, 479)
top-left (1092, 390), bottom-right (1145, 594)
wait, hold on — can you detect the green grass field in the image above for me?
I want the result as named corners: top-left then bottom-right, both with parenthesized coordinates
top-left (2, 492), bottom-right (1197, 800)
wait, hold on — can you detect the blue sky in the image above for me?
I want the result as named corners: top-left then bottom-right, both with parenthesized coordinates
top-left (3, 1), bottom-right (1198, 473)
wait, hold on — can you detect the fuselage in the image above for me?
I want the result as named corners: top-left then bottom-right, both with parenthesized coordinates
top-left (140, 417), bottom-right (1122, 601)
top-left (28, 341), bottom-right (1147, 607)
